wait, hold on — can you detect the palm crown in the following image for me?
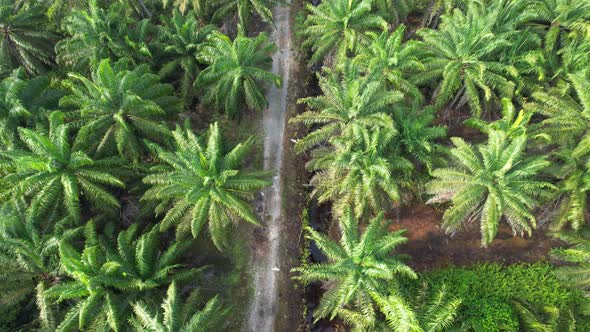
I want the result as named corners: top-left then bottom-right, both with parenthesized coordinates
top-left (142, 121), bottom-right (271, 250)
top-left (131, 281), bottom-right (230, 332)
top-left (0, 112), bottom-right (125, 224)
top-left (353, 25), bottom-right (424, 105)
top-left (196, 30), bottom-right (280, 116)
top-left (291, 63), bottom-right (403, 152)
top-left (0, 68), bottom-right (64, 149)
top-left (0, 202), bottom-right (80, 331)
top-left (0, 0), bottom-right (55, 76)
top-left (293, 210), bottom-right (417, 321)
top-left (303, 0), bottom-right (388, 65)
top-left (157, 10), bottom-right (215, 105)
top-left (213, 0), bottom-right (276, 31)
top-left (427, 130), bottom-right (554, 246)
top-left (61, 59), bottom-right (182, 162)
top-left (46, 222), bottom-right (205, 331)
top-left (308, 126), bottom-right (411, 218)
top-left (56, 0), bottom-right (152, 73)
top-left (414, 6), bottom-right (518, 116)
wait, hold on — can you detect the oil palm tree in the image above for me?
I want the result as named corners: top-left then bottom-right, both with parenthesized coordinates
top-left (56, 0), bottom-right (152, 73)
top-left (212, 0), bottom-right (275, 31)
top-left (391, 106), bottom-right (447, 175)
top-left (551, 229), bottom-right (590, 295)
top-left (46, 222), bottom-right (205, 331)
top-left (0, 201), bottom-right (80, 331)
top-left (308, 126), bottom-right (412, 218)
top-left (0, 68), bottom-right (64, 149)
top-left (414, 7), bottom-right (517, 116)
top-left (372, 285), bottom-right (461, 332)
top-left (512, 300), bottom-right (580, 331)
top-left (353, 26), bottom-right (424, 105)
top-left (61, 59), bottom-right (182, 162)
top-left (162, 0), bottom-right (210, 18)
top-left (303, 0), bottom-right (388, 65)
top-left (131, 281), bottom-right (229, 332)
top-left (291, 62), bottom-right (403, 153)
top-left (427, 130), bottom-right (554, 246)
top-left (158, 10), bottom-right (215, 105)
top-left (142, 121), bottom-right (270, 250)
top-left (196, 30), bottom-right (280, 116)
top-left (0, 112), bottom-right (125, 224)
top-left (293, 210), bottom-right (417, 321)
top-left (0, 0), bottom-right (56, 76)
top-left (373, 0), bottom-right (416, 25)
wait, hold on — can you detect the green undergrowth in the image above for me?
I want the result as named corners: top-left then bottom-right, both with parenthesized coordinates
top-left (414, 263), bottom-right (588, 331)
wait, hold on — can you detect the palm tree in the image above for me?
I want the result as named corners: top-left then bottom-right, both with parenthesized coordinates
top-left (61, 59), bottom-right (182, 162)
top-left (196, 30), bottom-right (280, 116)
top-left (46, 222), bottom-right (205, 331)
top-left (414, 6), bottom-right (517, 116)
top-left (532, 72), bottom-right (590, 230)
top-left (391, 106), bottom-right (447, 175)
top-left (0, 201), bottom-right (80, 331)
top-left (291, 62), bottom-right (403, 153)
top-left (142, 121), bottom-right (270, 250)
top-left (0, 0), bottom-right (56, 76)
top-left (0, 112), bottom-right (125, 224)
top-left (56, 0), bottom-right (153, 73)
top-left (551, 229), bottom-right (590, 294)
top-left (162, 0), bottom-right (210, 18)
top-left (292, 210), bottom-right (417, 321)
top-left (373, 0), bottom-right (416, 25)
top-left (532, 72), bottom-right (590, 154)
top-left (512, 300), bottom-right (581, 331)
top-left (308, 126), bottom-right (412, 218)
top-left (212, 0), bottom-right (275, 30)
top-left (353, 26), bottom-right (424, 105)
top-left (157, 10), bottom-right (215, 105)
top-left (131, 281), bottom-right (229, 332)
top-left (373, 285), bottom-right (461, 332)
top-left (527, 0), bottom-right (590, 54)
top-left (427, 130), bottom-right (554, 246)
top-left (303, 0), bottom-right (388, 65)
top-left (0, 68), bottom-right (64, 149)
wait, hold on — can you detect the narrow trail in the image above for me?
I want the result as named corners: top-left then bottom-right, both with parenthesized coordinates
top-left (246, 1), bottom-right (292, 331)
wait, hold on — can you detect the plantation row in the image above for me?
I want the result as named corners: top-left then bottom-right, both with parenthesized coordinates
top-left (0, 0), bottom-right (281, 331)
top-left (292, 0), bottom-right (590, 331)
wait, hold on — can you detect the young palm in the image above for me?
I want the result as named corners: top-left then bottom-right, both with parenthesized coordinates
top-left (56, 0), bottom-right (153, 73)
top-left (551, 229), bottom-right (590, 295)
top-left (372, 285), bottom-right (461, 332)
top-left (0, 202), bottom-right (80, 331)
top-left (0, 0), bottom-right (56, 76)
top-left (293, 210), bottom-right (417, 321)
top-left (414, 7), bottom-right (517, 116)
top-left (0, 68), bottom-right (64, 149)
top-left (142, 121), bottom-right (270, 250)
top-left (512, 300), bottom-right (580, 331)
top-left (303, 0), bottom-right (388, 65)
top-left (131, 281), bottom-right (229, 332)
top-left (196, 30), bottom-right (280, 116)
top-left (46, 222), bottom-right (205, 331)
top-left (373, 0), bottom-right (415, 25)
top-left (291, 63), bottom-right (403, 153)
top-left (392, 106), bottom-right (447, 175)
top-left (61, 59), bottom-right (182, 162)
top-left (157, 10), bottom-right (215, 105)
top-left (213, 0), bottom-right (275, 31)
top-left (0, 112), bottom-right (124, 224)
top-left (308, 126), bottom-right (412, 218)
top-left (353, 26), bottom-right (424, 105)
top-left (427, 130), bottom-right (554, 246)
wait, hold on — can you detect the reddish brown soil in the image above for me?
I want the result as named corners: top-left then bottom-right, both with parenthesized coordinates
top-left (388, 205), bottom-right (562, 271)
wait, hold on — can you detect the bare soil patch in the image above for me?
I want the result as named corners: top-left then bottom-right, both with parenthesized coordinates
top-left (388, 205), bottom-right (561, 271)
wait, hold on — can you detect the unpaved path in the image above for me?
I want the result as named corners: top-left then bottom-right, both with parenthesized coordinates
top-left (246, 1), bottom-right (293, 331)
